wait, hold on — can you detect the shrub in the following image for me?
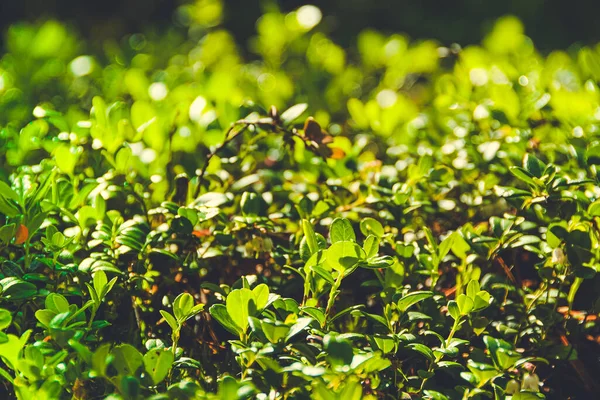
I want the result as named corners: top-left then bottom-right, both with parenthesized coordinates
top-left (0, 3), bottom-right (598, 399)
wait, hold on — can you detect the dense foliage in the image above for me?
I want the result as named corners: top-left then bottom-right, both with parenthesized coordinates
top-left (0, 2), bottom-right (598, 399)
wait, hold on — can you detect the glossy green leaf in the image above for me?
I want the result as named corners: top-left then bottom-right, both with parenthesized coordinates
top-left (143, 348), bottom-right (174, 384)
top-left (111, 344), bottom-right (143, 376)
top-left (397, 291), bottom-right (433, 313)
top-left (330, 218), bottom-right (355, 243)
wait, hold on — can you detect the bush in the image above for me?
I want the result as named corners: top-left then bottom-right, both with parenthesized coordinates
top-left (0, 3), bottom-right (598, 399)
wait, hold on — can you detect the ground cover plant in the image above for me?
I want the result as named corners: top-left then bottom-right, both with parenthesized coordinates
top-left (0, 2), bottom-right (599, 399)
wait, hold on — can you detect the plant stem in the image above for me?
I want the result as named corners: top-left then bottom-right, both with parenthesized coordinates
top-left (419, 316), bottom-right (463, 393)
top-left (172, 329), bottom-right (180, 358)
top-left (323, 273), bottom-right (344, 328)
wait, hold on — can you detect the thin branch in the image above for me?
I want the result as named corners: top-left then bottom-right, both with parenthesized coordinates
top-left (193, 123), bottom-right (249, 199)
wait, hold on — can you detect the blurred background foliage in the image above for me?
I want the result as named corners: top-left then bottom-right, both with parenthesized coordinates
top-left (3, 0), bottom-right (600, 199)
top-left (1, 0), bottom-right (600, 51)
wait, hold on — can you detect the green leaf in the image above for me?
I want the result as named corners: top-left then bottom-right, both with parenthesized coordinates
top-left (173, 293), bottom-right (194, 322)
top-left (0, 196), bottom-right (20, 217)
top-left (252, 284), bottom-right (269, 310)
top-left (260, 320), bottom-right (289, 343)
top-left (0, 278), bottom-right (37, 300)
top-left (285, 317), bottom-right (313, 343)
top-left (301, 307), bottom-right (326, 327)
top-left (240, 192), bottom-right (264, 216)
top-left (467, 360), bottom-right (497, 386)
top-left (362, 255), bottom-right (394, 269)
top-left (91, 343), bottom-right (111, 377)
top-left (447, 300), bottom-right (460, 320)
top-left (209, 304), bottom-right (241, 336)
top-left (466, 280), bottom-right (480, 299)
top-left (423, 226), bottom-right (437, 252)
top-left (523, 154), bottom-right (545, 178)
top-left (54, 145), bottom-right (81, 176)
top-left (347, 98), bottom-right (369, 129)
top-left (483, 336), bottom-right (520, 370)
top-left (360, 311), bottom-right (389, 329)
top-left (45, 293), bottom-right (70, 313)
top-left (311, 265), bottom-right (335, 285)
top-left (226, 288), bottom-right (254, 334)
top-left (120, 376), bottom-right (140, 399)
top-left (567, 277), bottom-right (583, 307)
top-left (35, 309), bottom-right (57, 327)
top-left (302, 219), bottom-right (319, 256)
top-left (0, 224), bottom-right (16, 244)
top-left (86, 283), bottom-right (100, 306)
top-left (397, 291), bottom-right (434, 313)
top-left (588, 200), bottom-right (600, 217)
top-left (330, 304), bottom-right (364, 323)
top-left (457, 294), bottom-right (474, 315)
top-left (280, 103), bottom-right (308, 125)
top-left (338, 378), bottom-right (363, 400)
top-left (0, 181), bottom-right (19, 203)
top-left (111, 344), bottom-right (143, 376)
top-left (330, 218), bottom-right (355, 243)
top-left (0, 310), bottom-right (11, 331)
top-left (93, 270), bottom-right (108, 300)
top-left (0, 330), bottom-right (31, 370)
top-left (473, 290), bottom-right (492, 311)
top-left (439, 231), bottom-right (458, 260)
top-left (143, 348), bottom-right (174, 384)
top-left (509, 166), bottom-right (537, 187)
top-left (325, 241), bottom-right (365, 272)
top-left (363, 235), bottom-right (379, 259)
top-left (360, 218), bottom-right (384, 238)
top-left (323, 334), bottom-right (354, 366)
top-left (103, 277), bottom-right (118, 299)
top-left (160, 311), bottom-right (178, 332)
top-left (384, 260), bottom-right (405, 289)
top-left (370, 335), bottom-right (397, 354)
top-left (407, 343), bottom-right (434, 362)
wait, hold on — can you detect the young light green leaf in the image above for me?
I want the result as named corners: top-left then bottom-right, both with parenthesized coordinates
top-left (226, 288), bottom-right (254, 334)
top-left (86, 283), bottom-right (100, 306)
top-left (360, 218), bottom-right (384, 238)
top-left (457, 294), bottom-right (474, 315)
top-left (472, 290), bottom-right (492, 311)
top-left (93, 270), bottom-right (108, 299)
top-left (363, 235), bottom-right (379, 259)
top-left (209, 304), bottom-right (242, 336)
top-left (447, 300), bottom-right (460, 320)
top-left (302, 219), bottom-right (318, 256)
top-left (0, 309), bottom-right (12, 331)
top-left (439, 231), bottom-right (458, 260)
top-left (466, 280), bottom-right (480, 299)
top-left (45, 293), bottom-right (70, 314)
top-left (325, 241), bottom-right (365, 272)
top-left (160, 310), bottom-right (178, 331)
top-left (173, 293), bottom-right (194, 322)
top-left (252, 284), bottom-right (269, 311)
top-left (330, 218), bottom-right (355, 243)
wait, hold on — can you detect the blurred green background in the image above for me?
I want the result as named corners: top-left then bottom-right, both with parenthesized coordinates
top-left (0, 0), bottom-right (598, 50)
